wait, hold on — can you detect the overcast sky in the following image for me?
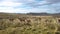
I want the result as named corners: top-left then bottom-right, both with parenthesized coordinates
top-left (0, 0), bottom-right (60, 13)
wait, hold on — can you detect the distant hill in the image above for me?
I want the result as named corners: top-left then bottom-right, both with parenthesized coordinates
top-left (27, 12), bottom-right (60, 16)
top-left (0, 12), bottom-right (60, 17)
top-left (27, 13), bottom-right (50, 16)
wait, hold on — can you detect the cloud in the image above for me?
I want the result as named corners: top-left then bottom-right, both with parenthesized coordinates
top-left (0, 6), bottom-right (14, 13)
top-left (48, 3), bottom-right (60, 13)
top-left (44, 0), bottom-right (60, 13)
top-left (45, 0), bottom-right (60, 4)
top-left (0, 0), bottom-right (60, 13)
top-left (3, 0), bottom-right (59, 7)
top-left (0, 1), bottom-right (23, 7)
top-left (11, 0), bottom-right (60, 8)
top-left (0, 0), bottom-right (26, 13)
top-left (12, 0), bottom-right (43, 7)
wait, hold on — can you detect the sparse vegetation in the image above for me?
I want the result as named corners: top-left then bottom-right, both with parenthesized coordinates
top-left (0, 13), bottom-right (60, 34)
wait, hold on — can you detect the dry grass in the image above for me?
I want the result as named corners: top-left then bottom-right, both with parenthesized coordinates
top-left (0, 15), bottom-right (60, 34)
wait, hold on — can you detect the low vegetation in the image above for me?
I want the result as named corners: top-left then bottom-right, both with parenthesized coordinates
top-left (0, 14), bottom-right (60, 34)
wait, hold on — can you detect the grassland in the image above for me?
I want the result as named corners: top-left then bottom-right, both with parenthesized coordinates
top-left (0, 13), bottom-right (60, 34)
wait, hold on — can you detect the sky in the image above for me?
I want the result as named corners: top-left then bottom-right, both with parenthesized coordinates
top-left (0, 0), bottom-right (60, 13)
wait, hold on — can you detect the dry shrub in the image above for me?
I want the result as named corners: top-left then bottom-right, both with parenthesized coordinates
top-left (0, 16), bottom-right (59, 34)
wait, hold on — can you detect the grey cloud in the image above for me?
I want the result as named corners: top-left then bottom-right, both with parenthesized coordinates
top-left (45, 0), bottom-right (60, 4)
top-left (13, 0), bottom-right (60, 13)
top-left (13, 0), bottom-right (41, 7)
top-left (44, 0), bottom-right (60, 12)
top-left (27, 0), bottom-right (60, 7)
top-left (49, 4), bottom-right (60, 13)
top-left (45, 1), bottom-right (60, 13)
top-left (13, 0), bottom-right (36, 3)
top-left (12, 0), bottom-right (60, 8)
